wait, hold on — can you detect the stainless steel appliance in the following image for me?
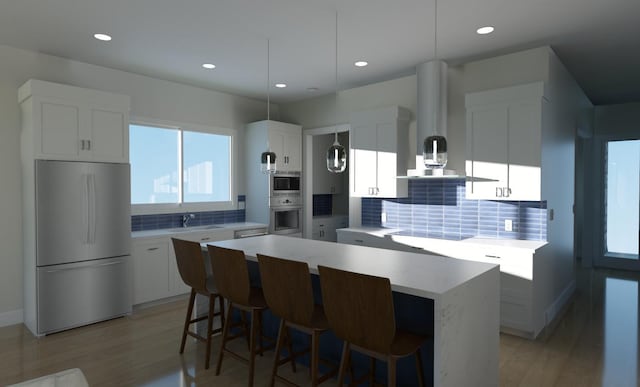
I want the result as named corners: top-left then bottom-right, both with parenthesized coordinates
top-left (269, 190), bottom-right (302, 236)
top-left (35, 160), bottom-right (131, 334)
top-left (270, 172), bottom-right (301, 195)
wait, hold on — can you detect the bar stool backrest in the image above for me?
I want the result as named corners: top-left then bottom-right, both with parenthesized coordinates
top-left (318, 265), bottom-right (396, 354)
top-left (207, 245), bottom-right (251, 304)
top-left (257, 254), bottom-right (314, 326)
top-left (171, 238), bottom-right (207, 294)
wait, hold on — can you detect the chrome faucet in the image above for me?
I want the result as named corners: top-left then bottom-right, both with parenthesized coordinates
top-left (182, 213), bottom-right (195, 228)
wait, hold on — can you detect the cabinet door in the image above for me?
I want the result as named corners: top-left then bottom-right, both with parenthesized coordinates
top-left (268, 129), bottom-right (287, 171)
top-left (284, 133), bottom-right (302, 171)
top-left (37, 97), bottom-right (82, 159)
top-left (375, 122), bottom-right (399, 197)
top-left (507, 100), bottom-right (542, 201)
top-left (350, 123), bottom-right (379, 196)
top-left (133, 240), bottom-right (170, 304)
top-left (466, 106), bottom-right (509, 199)
top-left (89, 108), bottom-right (129, 163)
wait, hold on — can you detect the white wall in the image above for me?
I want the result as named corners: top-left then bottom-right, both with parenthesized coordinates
top-left (0, 44), bottom-right (274, 322)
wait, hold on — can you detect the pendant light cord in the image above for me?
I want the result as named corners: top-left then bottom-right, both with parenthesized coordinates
top-left (267, 38), bottom-right (270, 121)
top-left (334, 11), bottom-right (338, 141)
top-left (434, 0), bottom-right (438, 59)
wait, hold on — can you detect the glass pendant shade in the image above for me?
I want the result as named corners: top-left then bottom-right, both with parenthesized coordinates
top-left (260, 150), bottom-right (277, 174)
top-left (327, 134), bottom-right (346, 173)
top-left (423, 135), bottom-right (447, 169)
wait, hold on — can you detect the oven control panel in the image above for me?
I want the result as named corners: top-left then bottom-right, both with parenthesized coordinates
top-left (270, 195), bottom-right (301, 207)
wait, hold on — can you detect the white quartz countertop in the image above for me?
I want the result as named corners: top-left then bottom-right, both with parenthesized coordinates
top-left (132, 222), bottom-right (267, 239)
top-left (206, 234), bottom-right (498, 300)
top-left (338, 227), bottom-right (547, 252)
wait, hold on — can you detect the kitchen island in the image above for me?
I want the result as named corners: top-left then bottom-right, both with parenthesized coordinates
top-left (206, 234), bottom-right (499, 387)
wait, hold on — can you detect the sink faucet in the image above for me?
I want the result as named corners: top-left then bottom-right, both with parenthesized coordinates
top-left (182, 213), bottom-right (195, 228)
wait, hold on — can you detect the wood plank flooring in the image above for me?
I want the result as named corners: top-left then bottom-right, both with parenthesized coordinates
top-left (1, 267), bottom-right (639, 386)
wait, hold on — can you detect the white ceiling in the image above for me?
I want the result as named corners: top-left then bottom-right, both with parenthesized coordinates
top-left (1, 0), bottom-right (639, 105)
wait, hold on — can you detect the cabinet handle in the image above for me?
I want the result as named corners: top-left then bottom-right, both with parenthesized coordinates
top-left (87, 140), bottom-right (91, 150)
top-left (495, 187), bottom-right (502, 198)
top-left (200, 237), bottom-right (211, 241)
top-left (80, 139), bottom-right (85, 150)
top-left (485, 254), bottom-right (501, 259)
top-left (147, 247), bottom-right (159, 251)
top-left (354, 239), bottom-right (364, 243)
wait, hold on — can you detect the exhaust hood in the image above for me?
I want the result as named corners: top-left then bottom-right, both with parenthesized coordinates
top-left (403, 60), bottom-right (460, 178)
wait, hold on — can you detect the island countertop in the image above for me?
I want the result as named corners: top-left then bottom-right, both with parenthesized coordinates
top-left (206, 234), bottom-right (498, 301)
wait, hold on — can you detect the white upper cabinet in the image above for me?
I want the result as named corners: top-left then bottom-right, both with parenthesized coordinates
top-left (465, 82), bottom-right (545, 201)
top-left (349, 106), bottom-right (409, 198)
top-left (248, 120), bottom-right (302, 172)
top-left (19, 79), bottom-right (130, 163)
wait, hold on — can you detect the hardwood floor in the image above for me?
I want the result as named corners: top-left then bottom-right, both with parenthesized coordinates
top-left (1, 267), bottom-right (639, 386)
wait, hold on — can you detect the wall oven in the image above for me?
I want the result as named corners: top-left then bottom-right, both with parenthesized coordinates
top-left (270, 206), bottom-right (302, 236)
top-left (270, 172), bottom-right (301, 195)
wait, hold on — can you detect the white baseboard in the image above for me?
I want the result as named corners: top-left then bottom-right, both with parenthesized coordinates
top-left (545, 279), bottom-right (576, 326)
top-left (0, 309), bottom-right (24, 328)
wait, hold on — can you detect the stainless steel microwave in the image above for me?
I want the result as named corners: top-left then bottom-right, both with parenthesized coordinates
top-left (270, 172), bottom-right (301, 195)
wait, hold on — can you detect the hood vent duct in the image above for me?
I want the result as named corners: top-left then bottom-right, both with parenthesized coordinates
top-left (405, 60), bottom-right (458, 177)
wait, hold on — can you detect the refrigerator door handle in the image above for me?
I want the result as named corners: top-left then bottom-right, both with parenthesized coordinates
top-left (88, 174), bottom-right (96, 244)
top-left (82, 174), bottom-right (90, 244)
top-left (44, 260), bottom-right (123, 273)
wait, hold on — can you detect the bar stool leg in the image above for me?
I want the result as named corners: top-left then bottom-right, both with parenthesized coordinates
top-left (286, 327), bottom-right (296, 372)
top-left (205, 294), bottom-right (215, 369)
top-left (370, 356), bottom-right (376, 386)
top-left (180, 289), bottom-right (196, 354)
top-left (216, 302), bottom-right (233, 376)
top-left (248, 309), bottom-right (259, 387)
top-left (387, 357), bottom-right (397, 387)
top-left (415, 349), bottom-right (425, 387)
top-left (218, 295), bottom-right (226, 329)
top-left (310, 330), bottom-right (320, 387)
top-left (270, 319), bottom-right (286, 387)
top-left (337, 342), bottom-right (350, 387)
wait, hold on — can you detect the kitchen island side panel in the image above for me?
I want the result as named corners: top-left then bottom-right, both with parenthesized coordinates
top-left (435, 265), bottom-right (500, 387)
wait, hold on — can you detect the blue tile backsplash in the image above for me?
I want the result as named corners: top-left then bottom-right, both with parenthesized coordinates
top-left (131, 196), bottom-right (246, 231)
top-left (313, 194), bottom-right (333, 216)
top-left (362, 178), bottom-right (547, 241)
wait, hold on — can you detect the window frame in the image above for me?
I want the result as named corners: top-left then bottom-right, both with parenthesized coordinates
top-left (130, 116), bottom-right (236, 215)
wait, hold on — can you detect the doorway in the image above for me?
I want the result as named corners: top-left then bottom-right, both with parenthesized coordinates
top-left (595, 138), bottom-right (640, 270)
top-left (302, 125), bottom-right (350, 239)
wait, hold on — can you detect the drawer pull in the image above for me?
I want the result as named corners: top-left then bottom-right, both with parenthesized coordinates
top-left (147, 247), bottom-right (159, 251)
top-left (485, 254), bottom-right (501, 259)
top-left (354, 239), bottom-right (364, 243)
top-left (200, 237), bottom-right (211, 241)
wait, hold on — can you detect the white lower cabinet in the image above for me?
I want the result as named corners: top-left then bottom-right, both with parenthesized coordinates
top-left (312, 216), bottom-right (348, 242)
top-left (132, 229), bottom-right (234, 305)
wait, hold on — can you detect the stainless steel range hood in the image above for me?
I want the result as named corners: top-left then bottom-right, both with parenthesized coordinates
top-left (403, 60), bottom-right (460, 178)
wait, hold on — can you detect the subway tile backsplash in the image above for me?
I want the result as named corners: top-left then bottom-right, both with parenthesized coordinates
top-left (131, 196), bottom-right (246, 231)
top-left (313, 194), bottom-right (333, 217)
top-left (362, 178), bottom-right (547, 241)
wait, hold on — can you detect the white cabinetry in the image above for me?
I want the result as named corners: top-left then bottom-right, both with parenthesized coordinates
top-left (19, 79), bottom-right (130, 163)
top-left (465, 82), bottom-right (545, 201)
top-left (312, 216), bottom-right (348, 242)
top-left (349, 106), bottom-right (409, 198)
top-left (246, 120), bottom-right (302, 173)
top-left (132, 228), bottom-right (234, 305)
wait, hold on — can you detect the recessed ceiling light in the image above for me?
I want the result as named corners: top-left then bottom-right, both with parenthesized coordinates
top-left (354, 61), bottom-right (368, 67)
top-left (93, 33), bottom-right (112, 41)
top-left (307, 87), bottom-right (319, 92)
top-left (275, 83), bottom-right (287, 88)
top-left (202, 63), bottom-right (216, 69)
top-left (476, 26), bottom-right (495, 35)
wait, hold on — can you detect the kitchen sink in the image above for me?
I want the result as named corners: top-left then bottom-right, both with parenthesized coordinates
top-left (166, 225), bottom-right (223, 233)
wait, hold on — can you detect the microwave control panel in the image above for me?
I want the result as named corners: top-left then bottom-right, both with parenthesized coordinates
top-left (270, 195), bottom-right (301, 207)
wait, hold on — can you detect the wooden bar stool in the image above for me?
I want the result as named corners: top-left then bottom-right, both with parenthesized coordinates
top-left (207, 245), bottom-right (274, 387)
top-left (257, 254), bottom-right (337, 387)
top-left (171, 238), bottom-right (225, 370)
top-left (318, 265), bottom-right (429, 387)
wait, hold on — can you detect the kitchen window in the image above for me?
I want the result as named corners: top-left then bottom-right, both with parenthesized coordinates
top-left (130, 121), bottom-right (234, 213)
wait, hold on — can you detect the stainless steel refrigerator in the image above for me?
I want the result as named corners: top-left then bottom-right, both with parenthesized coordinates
top-left (35, 160), bottom-right (131, 334)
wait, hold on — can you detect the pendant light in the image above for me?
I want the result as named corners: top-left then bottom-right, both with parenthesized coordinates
top-left (326, 12), bottom-right (346, 173)
top-left (423, 0), bottom-right (448, 170)
top-left (260, 39), bottom-right (277, 174)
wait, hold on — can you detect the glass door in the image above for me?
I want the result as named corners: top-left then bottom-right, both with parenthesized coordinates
top-left (596, 139), bottom-right (640, 270)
